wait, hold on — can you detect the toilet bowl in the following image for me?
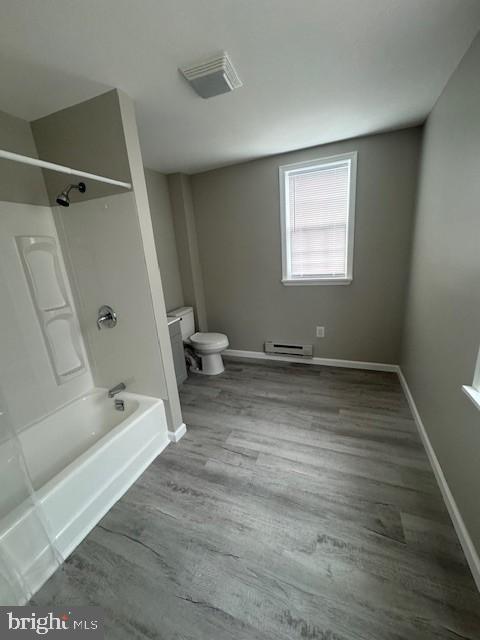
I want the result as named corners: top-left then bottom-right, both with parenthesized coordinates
top-left (189, 332), bottom-right (229, 375)
top-left (169, 307), bottom-right (229, 375)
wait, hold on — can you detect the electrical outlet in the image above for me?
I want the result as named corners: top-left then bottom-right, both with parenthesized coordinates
top-left (316, 326), bottom-right (325, 338)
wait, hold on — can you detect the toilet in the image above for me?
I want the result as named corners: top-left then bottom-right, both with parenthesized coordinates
top-left (169, 306), bottom-right (229, 375)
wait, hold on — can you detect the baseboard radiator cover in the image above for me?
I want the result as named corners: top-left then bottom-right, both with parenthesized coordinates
top-left (264, 341), bottom-right (313, 357)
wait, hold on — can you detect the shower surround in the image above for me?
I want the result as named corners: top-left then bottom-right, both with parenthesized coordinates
top-left (0, 90), bottom-right (184, 603)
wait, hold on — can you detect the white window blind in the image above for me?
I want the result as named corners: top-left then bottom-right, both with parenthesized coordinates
top-left (279, 152), bottom-right (356, 285)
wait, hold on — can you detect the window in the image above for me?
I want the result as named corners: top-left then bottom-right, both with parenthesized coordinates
top-left (463, 345), bottom-right (480, 411)
top-left (279, 152), bottom-right (357, 285)
top-left (474, 350), bottom-right (480, 393)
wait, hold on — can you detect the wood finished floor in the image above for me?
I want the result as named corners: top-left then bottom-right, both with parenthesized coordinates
top-left (33, 358), bottom-right (480, 639)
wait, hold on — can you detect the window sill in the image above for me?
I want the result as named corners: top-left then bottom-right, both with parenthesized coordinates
top-left (462, 385), bottom-right (480, 412)
top-left (282, 278), bottom-right (352, 286)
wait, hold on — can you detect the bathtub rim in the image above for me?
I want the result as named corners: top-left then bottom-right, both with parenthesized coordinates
top-left (0, 389), bottom-right (165, 536)
top-left (35, 390), bottom-right (162, 499)
top-left (0, 391), bottom-right (169, 603)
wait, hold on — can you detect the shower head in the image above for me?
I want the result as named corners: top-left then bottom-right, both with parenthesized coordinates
top-left (55, 192), bottom-right (70, 207)
top-left (56, 182), bottom-right (86, 207)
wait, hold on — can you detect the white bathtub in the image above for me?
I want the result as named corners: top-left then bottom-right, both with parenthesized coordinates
top-left (0, 388), bottom-right (169, 602)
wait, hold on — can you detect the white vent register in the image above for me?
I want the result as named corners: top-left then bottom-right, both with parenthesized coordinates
top-left (180, 51), bottom-right (242, 99)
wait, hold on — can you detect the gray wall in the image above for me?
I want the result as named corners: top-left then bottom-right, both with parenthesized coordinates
top-left (118, 90), bottom-right (183, 431)
top-left (0, 109), bottom-right (48, 205)
top-left (144, 168), bottom-right (184, 312)
top-left (31, 90), bottom-right (131, 205)
top-left (168, 173), bottom-right (208, 331)
top-left (191, 127), bottom-right (422, 363)
top-left (401, 35), bottom-right (480, 552)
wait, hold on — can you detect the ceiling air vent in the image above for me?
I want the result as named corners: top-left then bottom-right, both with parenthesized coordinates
top-left (180, 51), bottom-right (242, 99)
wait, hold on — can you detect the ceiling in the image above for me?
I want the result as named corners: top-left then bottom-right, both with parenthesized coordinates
top-left (0, 1), bottom-right (479, 174)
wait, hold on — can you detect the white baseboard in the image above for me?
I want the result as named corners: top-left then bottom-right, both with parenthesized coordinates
top-left (223, 349), bottom-right (398, 372)
top-left (397, 368), bottom-right (480, 592)
top-left (168, 422), bottom-right (187, 443)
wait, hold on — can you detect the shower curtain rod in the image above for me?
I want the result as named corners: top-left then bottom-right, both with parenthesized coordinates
top-left (0, 149), bottom-right (132, 189)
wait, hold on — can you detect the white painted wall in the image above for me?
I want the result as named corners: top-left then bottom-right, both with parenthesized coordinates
top-left (0, 201), bottom-right (92, 432)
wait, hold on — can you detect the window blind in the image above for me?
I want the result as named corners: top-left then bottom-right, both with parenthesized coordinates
top-left (284, 159), bottom-right (352, 280)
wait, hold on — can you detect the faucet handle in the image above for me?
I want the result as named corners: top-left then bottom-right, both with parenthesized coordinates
top-left (97, 305), bottom-right (117, 330)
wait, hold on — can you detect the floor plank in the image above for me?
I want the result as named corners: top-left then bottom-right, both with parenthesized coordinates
top-left (33, 358), bottom-right (480, 639)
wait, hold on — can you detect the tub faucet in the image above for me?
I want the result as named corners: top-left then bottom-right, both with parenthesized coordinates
top-left (108, 382), bottom-right (126, 398)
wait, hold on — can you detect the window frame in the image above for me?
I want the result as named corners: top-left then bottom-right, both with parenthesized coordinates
top-left (279, 151), bottom-right (357, 286)
top-left (463, 345), bottom-right (480, 411)
top-left (474, 349), bottom-right (480, 392)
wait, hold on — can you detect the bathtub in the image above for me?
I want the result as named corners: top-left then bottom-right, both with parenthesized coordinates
top-left (0, 388), bottom-right (169, 602)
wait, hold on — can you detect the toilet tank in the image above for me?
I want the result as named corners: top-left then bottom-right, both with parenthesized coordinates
top-left (169, 306), bottom-right (195, 341)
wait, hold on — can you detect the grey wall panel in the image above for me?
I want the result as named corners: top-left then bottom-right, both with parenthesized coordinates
top-left (191, 127), bottom-right (422, 364)
top-left (144, 168), bottom-right (184, 312)
top-left (31, 90), bottom-right (131, 206)
top-left (0, 109), bottom-right (48, 205)
top-left (401, 35), bottom-right (480, 554)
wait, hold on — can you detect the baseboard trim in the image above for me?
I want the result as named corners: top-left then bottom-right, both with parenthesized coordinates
top-left (397, 368), bottom-right (480, 592)
top-left (223, 349), bottom-right (398, 372)
top-left (168, 423), bottom-right (187, 443)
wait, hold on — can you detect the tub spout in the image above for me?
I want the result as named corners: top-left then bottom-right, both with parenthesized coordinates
top-left (108, 382), bottom-right (126, 398)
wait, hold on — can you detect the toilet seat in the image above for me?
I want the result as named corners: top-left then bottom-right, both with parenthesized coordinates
top-left (189, 332), bottom-right (229, 353)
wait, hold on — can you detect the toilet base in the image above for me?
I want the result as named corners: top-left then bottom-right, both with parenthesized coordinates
top-left (195, 352), bottom-right (225, 375)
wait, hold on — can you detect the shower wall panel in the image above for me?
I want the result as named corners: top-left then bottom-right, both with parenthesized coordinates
top-left (0, 201), bottom-right (92, 432)
top-left (16, 236), bottom-right (86, 384)
top-left (53, 191), bottom-right (169, 400)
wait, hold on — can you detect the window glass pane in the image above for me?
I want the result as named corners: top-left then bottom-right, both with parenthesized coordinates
top-left (284, 160), bottom-right (351, 279)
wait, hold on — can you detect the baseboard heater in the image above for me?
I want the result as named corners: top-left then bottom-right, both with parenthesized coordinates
top-left (264, 341), bottom-right (313, 358)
